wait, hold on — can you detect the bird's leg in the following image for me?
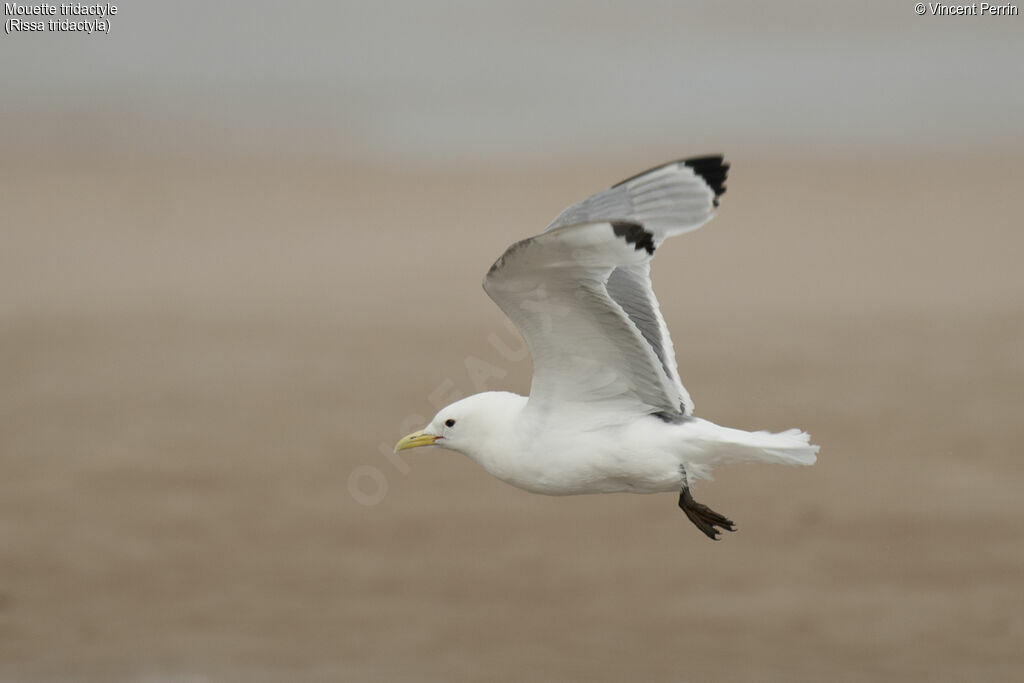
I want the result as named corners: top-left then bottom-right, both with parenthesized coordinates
top-left (678, 479), bottom-right (736, 541)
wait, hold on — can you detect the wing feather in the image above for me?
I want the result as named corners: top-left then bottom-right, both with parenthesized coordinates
top-left (485, 156), bottom-right (728, 417)
top-left (544, 155), bottom-right (728, 239)
top-left (606, 263), bottom-right (693, 415)
top-left (485, 222), bottom-right (680, 415)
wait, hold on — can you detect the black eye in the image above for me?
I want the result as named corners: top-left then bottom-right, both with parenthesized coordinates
top-left (445, 419), bottom-right (456, 428)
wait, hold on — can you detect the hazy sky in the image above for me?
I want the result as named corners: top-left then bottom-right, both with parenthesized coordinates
top-left (4, 1), bottom-right (1022, 163)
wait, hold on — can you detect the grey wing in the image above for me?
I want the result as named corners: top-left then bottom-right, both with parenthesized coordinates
top-left (542, 155), bottom-right (729, 415)
top-left (605, 262), bottom-right (693, 415)
top-left (483, 221), bottom-right (685, 416)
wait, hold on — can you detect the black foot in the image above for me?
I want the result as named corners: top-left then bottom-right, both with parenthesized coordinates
top-left (678, 488), bottom-right (736, 540)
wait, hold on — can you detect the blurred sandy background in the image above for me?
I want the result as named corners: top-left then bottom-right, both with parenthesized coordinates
top-left (2, 2), bottom-right (1023, 682)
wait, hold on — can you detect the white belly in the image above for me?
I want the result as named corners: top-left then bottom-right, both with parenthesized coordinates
top-left (476, 414), bottom-right (688, 496)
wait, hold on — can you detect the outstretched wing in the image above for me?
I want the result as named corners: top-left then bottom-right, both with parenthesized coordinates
top-left (484, 156), bottom-right (728, 417)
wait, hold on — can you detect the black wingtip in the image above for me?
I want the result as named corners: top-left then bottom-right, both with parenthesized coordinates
top-left (683, 155), bottom-right (729, 207)
top-left (611, 221), bottom-right (655, 255)
top-left (611, 155), bottom-right (729, 207)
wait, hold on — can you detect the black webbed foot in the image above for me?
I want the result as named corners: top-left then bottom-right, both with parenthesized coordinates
top-left (678, 487), bottom-right (736, 540)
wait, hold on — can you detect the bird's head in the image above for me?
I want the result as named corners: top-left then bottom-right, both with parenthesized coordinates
top-left (393, 391), bottom-right (526, 457)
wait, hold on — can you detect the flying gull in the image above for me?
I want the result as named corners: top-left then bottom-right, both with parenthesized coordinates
top-left (395, 156), bottom-right (818, 539)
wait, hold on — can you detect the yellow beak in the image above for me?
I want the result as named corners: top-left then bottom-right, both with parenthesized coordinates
top-left (394, 429), bottom-right (440, 453)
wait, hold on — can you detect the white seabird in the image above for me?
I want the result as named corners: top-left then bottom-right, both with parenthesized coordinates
top-left (395, 156), bottom-right (818, 539)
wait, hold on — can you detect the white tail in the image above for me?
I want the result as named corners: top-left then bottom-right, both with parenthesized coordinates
top-left (684, 421), bottom-right (819, 479)
top-left (750, 428), bottom-right (819, 466)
